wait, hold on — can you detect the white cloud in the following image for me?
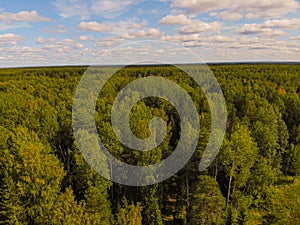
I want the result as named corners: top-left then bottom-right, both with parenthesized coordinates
top-left (212, 35), bottom-right (235, 43)
top-left (59, 38), bottom-right (77, 45)
top-left (54, 0), bottom-right (89, 20)
top-left (171, 0), bottom-right (229, 14)
top-left (244, 3), bottom-right (297, 19)
top-left (159, 14), bottom-right (193, 25)
top-left (0, 22), bottom-right (31, 31)
top-left (54, 0), bottom-right (138, 19)
top-left (162, 34), bottom-right (235, 47)
top-left (290, 36), bottom-right (300, 40)
top-left (122, 33), bottom-right (136, 39)
top-left (235, 37), bottom-right (296, 53)
top-left (81, 48), bottom-right (90, 55)
top-left (39, 38), bottom-right (85, 56)
top-left (162, 34), bottom-right (200, 43)
top-left (210, 11), bottom-right (243, 21)
top-left (171, 0), bottom-right (300, 19)
top-left (108, 20), bottom-right (145, 36)
top-left (45, 24), bottom-right (68, 33)
top-left (49, 38), bottom-right (56, 42)
top-left (244, 0), bottom-right (300, 19)
top-left (133, 28), bottom-right (163, 38)
top-left (160, 31), bottom-right (300, 62)
top-left (0, 33), bottom-right (24, 45)
top-left (78, 21), bottom-right (112, 32)
top-left (0, 10), bottom-right (51, 23)
top-left (37, 37), bottom-right (56, 44)
top-left (75, 43), bottom-right (84, 49)
top-left (179, 21), bottom-right (222, 34)
top-left (79, 36), bottom-right (89, 41)
top-left (1, 43), bottom-right (95, 67)
top-left (98, 27), bottom-right (163, 42)
top-left (237, 23), bottom-right (287, 36)
top-left (263, 19), bottom-right (300, 29)
top-left (2, 0), bottom-right (300, 66)
top-left (37, 37), bottom-right (46, 44)
top-left (90, 0), bottom-right (137, 18)
top-left (236, 19), bottom-right (300, 37)
top-left (94, 36), bottom-right (125, 47)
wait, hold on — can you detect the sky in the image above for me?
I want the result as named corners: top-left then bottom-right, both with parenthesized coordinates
top-left (0, 0), bottom-right (299, 67)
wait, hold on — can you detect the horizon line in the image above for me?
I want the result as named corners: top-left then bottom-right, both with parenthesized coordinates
top-left (0, 61), bottom-right (300, 69)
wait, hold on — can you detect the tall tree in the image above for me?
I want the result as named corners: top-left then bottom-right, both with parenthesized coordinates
top-left (222, 123), bottom-right (258, 209)
top-left (188, 175), bottom-right (226, 225)
top-left (0, 127), bottom-right (65, 224)
top-left (116, 198), bottom-right (143, 225)
top-left (46, 188), bottom-right (86, 225)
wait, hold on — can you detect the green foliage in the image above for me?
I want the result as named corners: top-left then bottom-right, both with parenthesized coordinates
top-left (84, 175), bottom-right (113, 225)
top-left (0, 127), bottom-right (65, 224)
top-left (141, 185), bottom-right (163, 225)
top-left (188, 175), bottom-right (226, 225)
top-left (262, 181), bottom-right (300, 224)
top-left (0, 64), bottom-right (300, 224)
top-left (0, 174), bottom-right (26, 225)
top-left (116, 198), bottom-right (143, 225)
top-left (46, 188), bottom-right (86, 225)
top-left (221, 123), bottom-right (258, 210)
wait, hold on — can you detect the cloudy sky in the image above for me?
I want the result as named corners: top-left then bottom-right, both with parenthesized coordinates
top-left (0, 0), bottom-right (299, 67)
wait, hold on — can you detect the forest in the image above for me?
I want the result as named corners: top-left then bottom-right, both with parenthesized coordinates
top-left (0, 64), bottom-right (300, 225)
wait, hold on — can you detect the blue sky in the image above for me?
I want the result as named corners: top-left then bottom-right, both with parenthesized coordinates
top-left (0, 0), bottom-right (299, 67)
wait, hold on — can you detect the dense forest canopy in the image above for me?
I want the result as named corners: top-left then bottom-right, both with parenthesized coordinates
top-left (0, 64), bottom-right (300, 224)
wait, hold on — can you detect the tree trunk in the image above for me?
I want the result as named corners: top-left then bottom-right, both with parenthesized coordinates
top-left (226, 175), bottom-right (232, 210)
top-left (232, 181), bottom-right (236, 202)
top-left (215, 163), bottom-right (218, 181)
top-left (186, 174), bottom-right (189, 208)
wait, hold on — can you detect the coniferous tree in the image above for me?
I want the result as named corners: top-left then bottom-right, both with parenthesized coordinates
top-left (188, 175), bottom-right (226, 225)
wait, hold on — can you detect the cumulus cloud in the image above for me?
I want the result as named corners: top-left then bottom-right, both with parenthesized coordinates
top-left (79, 36), bottom-right (89, 41)
top-left (234, 37), bottom-right (294, 52)
top-left (244, 1), bottom-right (298, 19)
top-left (162, 34), bottom-right (234, 46)
top-left (54, 0), bottom-right (138, 19)
top-left (171, 0), bottom-right (229, 14)
top-left (171, 0), bottom-right (300, 19)
top-left (0, 10), bottom-right (51, 23)
top-left (236, 19), bottom-right (300, 37)
top-left (108, 27), bottom-right (163, 40)
top-left (159, 14), bottom-right (193, 25)
top-left (40, 38), bottom-right (85, 55)
top-left (133, 28), bottom-right (163, 38)
top-left (108, 20), bottom-right (144, 36)
top-left (37, 37), bottom-right (46, 44)
top-left (78, 21), bottom-right (112, 32)
top-left (0, 33), bottom-right (24, 45)
top-left (94, 36), bottom-right (125, 47)
top-left (36, 37), bottom-right (57, 45)
top-left (160, 31), bottom-right (299, 62)
top-left (59, 38), bottom-right (78, 45)
top-left (179, 21), bottom-right (222, 34)
top-left (75, 43), bottom-right (84, 49)
top-left (290, 36), bottom-right (300, 40)
top-left (263, 19), bottom-right (300, 29)
top-left (162, 34), bottom-right (200, 43)
top-left (121, 33), bottom-right (136, 39)
top-left (210, 11), bottom-right (243, 21)
top-left (237, 23), bottom-right (287, 36)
